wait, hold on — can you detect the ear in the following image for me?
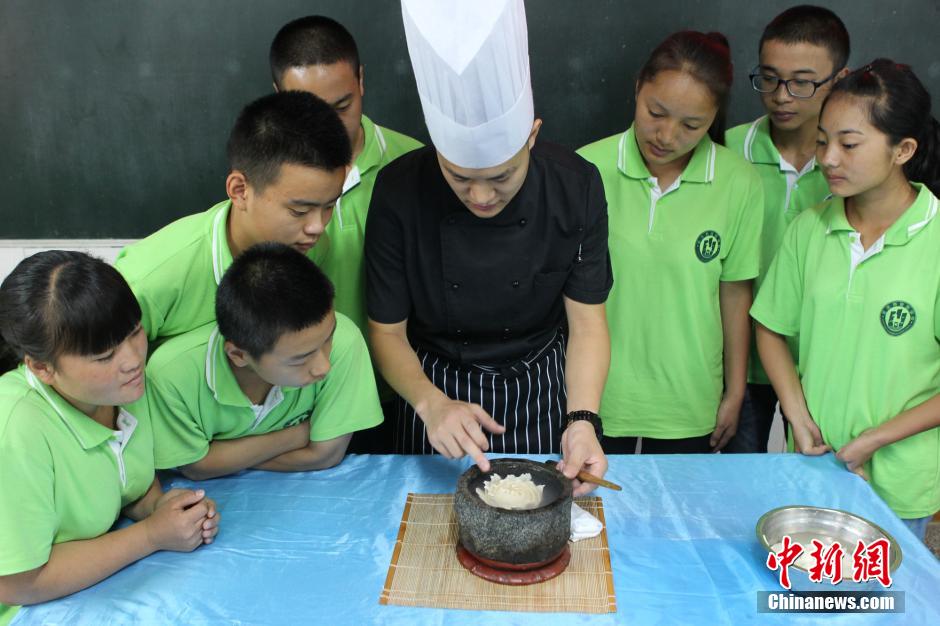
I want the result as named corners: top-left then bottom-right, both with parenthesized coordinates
top-left (224, 340), bottom-right (252, 368)
top-left (226, 171), bottom-right (250, 210)
top-left (527, 118), bottom-right (543, 150)
top-left (833, 66), bottom-right (850, 84)
top-left (894, 137), bottom-right (918, 166)
top-left (358, 65), bottom-right (365, 96)
top-left (24, 354), bottom-right (56, 386)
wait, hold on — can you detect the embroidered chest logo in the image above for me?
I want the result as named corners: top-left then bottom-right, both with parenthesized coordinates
top-left (880, 301), bottom-right (916, 336)
top-left (694, 230), bottom-right (721, 263)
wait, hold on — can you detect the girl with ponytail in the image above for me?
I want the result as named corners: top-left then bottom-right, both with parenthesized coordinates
top-left (0, 252), bottom-right (220, 620)
top-left (752, 59), bottom-right (940, 540)
top-left (578, 31), bottom-right (764, 454)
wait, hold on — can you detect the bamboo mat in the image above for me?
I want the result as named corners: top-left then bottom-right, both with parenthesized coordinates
top-left (379, 493), bottom-right (616, 613)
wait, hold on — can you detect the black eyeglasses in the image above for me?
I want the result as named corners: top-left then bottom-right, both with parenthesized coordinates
top-left (748, 67), bottom-right (842, 98)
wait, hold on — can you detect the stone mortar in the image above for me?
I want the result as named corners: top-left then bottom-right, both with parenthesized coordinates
top-left (454, 458), bottom-right (573, 565)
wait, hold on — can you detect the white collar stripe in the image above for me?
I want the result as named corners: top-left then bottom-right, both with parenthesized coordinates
top-left (205, 327), bottom-right (220, 398)
top-left (617, 132), bottom-right (626, 172)
top-left (210, 206), bottom-right (226, 286)
top-left (705, 143), bottom-right (717, 182)
top-left (374, 125), bottom-right (388, 156)
top-left (743, 116), bottom-right (763, 163)
top-left (24, 369), bottom-right (87, 446)
top-left (908, 195), bottom-right (939, 237)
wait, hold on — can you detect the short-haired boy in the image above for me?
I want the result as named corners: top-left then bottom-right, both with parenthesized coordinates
top-left (116, 91), bottom-right (351, 343)
top-left (270, 17), bottom-right (423, 451)
top-left (147, 243), bottom-right (382, 478)
top-left (270, 16), bottom-right (422, 339)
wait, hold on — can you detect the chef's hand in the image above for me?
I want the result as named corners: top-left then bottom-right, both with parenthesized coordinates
top-left (836, 429), bottom-right (880, 481)
top-left (790, 414), bottom-right (831, 456)
top-left (710, 392), bottom-right (743, 451)
top-left (422, 397), bottom-right (506, 471)
top-left (558, 421), bottom-right (607, 497)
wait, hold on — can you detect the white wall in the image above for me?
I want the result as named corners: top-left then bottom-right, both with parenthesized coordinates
top-left (0, 240), bottom-right (136, 282)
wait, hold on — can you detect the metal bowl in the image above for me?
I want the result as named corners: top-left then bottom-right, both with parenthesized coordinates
top-left (756, 505), bottom-right (903, 592)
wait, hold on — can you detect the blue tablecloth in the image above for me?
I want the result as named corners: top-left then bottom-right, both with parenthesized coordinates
top-left (13, 453), bottom-right (940, 625)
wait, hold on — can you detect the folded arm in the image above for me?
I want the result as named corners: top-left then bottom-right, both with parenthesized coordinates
top-left (253, 433), bottom-right (353, 472)
top-left (180, 421), bottom-right (311, 480)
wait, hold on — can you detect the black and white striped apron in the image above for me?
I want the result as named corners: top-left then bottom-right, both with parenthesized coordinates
top-left (396, 332), bottom-right (568, 455)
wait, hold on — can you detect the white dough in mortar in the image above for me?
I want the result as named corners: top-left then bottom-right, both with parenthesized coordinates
top-left (475, 473), bottom-right (545, 510)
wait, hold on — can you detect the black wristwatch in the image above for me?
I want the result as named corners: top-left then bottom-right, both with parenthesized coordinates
top-left (565, 410), bottom-right (603, 439)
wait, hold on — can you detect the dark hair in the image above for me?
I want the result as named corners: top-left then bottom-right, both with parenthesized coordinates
top-left (226, 91), bottom-right (351, 192)
top-left (0, 251), bottom-right (141, 372)
top-left (637, 31), bottom-right (733, 144)
top-left (760, 5), bottom-right (850, 74)
top-left (824, 59), bottom-right (940, 196)
top-left (270, 16), bottom-right (360, 89)
top-left (216, 242), bottom-right (335, 359)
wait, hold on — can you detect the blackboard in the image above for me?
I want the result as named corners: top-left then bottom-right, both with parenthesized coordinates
top-left (2, 0), bottom-right (939, 237)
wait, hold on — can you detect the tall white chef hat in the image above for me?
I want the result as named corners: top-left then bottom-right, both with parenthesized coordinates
top-left (401, 0), bottom-right (534, 169)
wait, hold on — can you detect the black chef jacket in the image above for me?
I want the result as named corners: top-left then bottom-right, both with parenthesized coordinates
top-left (365, 141), bottom-right (612, 366)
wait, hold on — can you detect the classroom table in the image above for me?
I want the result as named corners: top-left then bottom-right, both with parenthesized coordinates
top-left (12, 453), bottom-right (940, 625)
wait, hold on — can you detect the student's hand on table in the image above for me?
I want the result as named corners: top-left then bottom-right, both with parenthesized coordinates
top-left (155, 488), bottom-right (220, 543)
top-left (198, 497), bottom-right (221, 544)
top-left (558, 420), bottom-right (607, 497)
top-left (143, 489), bottom-right (212, 552)
top-left (422, 397), bottom-right (506, 471)
top-left (791, 415), bottom-right (831, 456)
top-left (153, 488), bottom-right (194, 512)
top-left (836, 429), bottom-right (880, 481)
top-left (711, 393), bottom-right (743, 451)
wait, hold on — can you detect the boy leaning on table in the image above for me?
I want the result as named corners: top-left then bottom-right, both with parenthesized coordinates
top-left (145, 242), bottom-right (382, 479)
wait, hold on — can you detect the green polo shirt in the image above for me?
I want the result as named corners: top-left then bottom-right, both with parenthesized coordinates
top-left (578, 127), bottom-right (763, 438)
top-left (311, 116), bottom-right (420, 403)
top-left (115, 200), bottom-right (234, 343)
top-left (147, 313), bottom-right (383, 469)
top-left (310, 115), bottom-right (421, 338)
top-left (751, 185), bottom-right (940, 518)
top-left (0, 367), bottom-right (154, 624)
top-left (726, 116), bottom-right (832, 383)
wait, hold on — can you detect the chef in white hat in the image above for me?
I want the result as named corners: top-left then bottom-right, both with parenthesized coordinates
top-left (364, 0), bottom-right (611, 495)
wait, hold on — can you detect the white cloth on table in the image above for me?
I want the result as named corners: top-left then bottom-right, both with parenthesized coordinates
top-left (570, 502), bottom-right (603, 541)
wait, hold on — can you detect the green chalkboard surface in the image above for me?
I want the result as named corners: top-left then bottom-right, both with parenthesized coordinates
top-left (2, 0), bottom-right (938, 237)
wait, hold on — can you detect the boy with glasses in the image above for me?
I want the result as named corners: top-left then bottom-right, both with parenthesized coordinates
top-left (725, 5), bottom-right (850, 453)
